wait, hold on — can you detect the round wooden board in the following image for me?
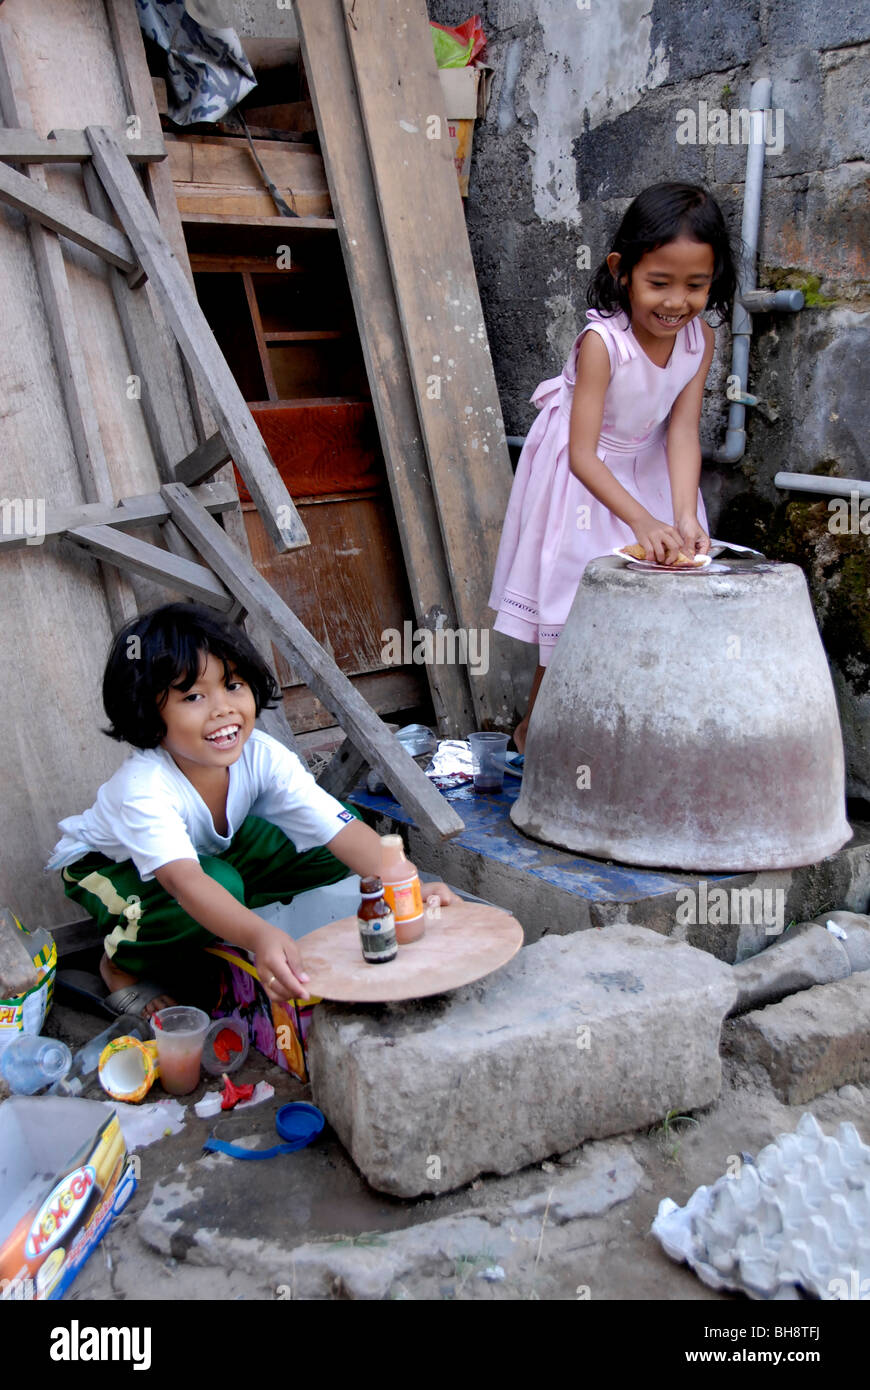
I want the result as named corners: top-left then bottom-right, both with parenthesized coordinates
top-left (299, 901), bottom-right (523, 1002)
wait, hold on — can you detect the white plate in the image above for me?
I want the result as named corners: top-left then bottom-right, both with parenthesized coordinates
top-left (612, 546), bottom-right (712, 573)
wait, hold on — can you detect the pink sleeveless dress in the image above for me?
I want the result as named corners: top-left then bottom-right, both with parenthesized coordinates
top-left (488, 308), bottom-right (709, 666)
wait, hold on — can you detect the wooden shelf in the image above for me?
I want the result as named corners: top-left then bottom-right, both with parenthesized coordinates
top-left (264, 329), bottom-right (344, 342)
top-left (181, 212), bottom-right (336, 231)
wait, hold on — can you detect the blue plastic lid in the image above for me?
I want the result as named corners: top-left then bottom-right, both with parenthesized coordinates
top-left (203, 1102), bottom-right (325, 1161)
top-left (276, 1102), bottom-right (325, 1149)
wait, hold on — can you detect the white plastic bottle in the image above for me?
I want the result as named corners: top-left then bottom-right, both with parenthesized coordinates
top-left (0, 1034), bottom-right (71, 1094)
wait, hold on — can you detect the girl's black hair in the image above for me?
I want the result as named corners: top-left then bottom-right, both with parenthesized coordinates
top-left (587, 182), bottom-right (736, 323)
top-left (103, 602), bottom-right (280, 749)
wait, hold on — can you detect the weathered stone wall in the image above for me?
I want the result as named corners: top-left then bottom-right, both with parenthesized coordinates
top-left (427, 0), bottom-right (870, 797)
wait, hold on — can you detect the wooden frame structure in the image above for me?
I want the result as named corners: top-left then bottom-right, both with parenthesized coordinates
top-left (0, 16), bottom-right (463, 918)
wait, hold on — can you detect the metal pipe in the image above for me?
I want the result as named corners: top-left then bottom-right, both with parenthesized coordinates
top-left (774, 472), bottom-right (870, 499)
top-left (709, 77), bottom-right (771, 464)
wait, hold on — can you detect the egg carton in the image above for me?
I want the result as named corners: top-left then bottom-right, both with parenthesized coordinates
top-left (651, 1112), bottom-right (870, 1300)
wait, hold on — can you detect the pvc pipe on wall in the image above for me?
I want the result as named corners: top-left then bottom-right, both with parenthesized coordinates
top-left (710, 77), bottom-right (771, 464)
top-left (774, 472), bottom-right (870, 499)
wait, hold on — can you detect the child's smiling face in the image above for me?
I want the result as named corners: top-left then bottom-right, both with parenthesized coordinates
top-left (158, 651), bottom-right (257, 777)
top-left (608, 235), bottom-right (714, 347)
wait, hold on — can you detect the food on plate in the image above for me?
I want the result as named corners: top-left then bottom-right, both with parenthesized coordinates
top-left (622, 543), bottom-right (699, 567)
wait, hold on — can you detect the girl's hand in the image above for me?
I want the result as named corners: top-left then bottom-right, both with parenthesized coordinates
top-left (676, 514), bottom-right (710, 557)
top-left (630, 514), bottom-right (687, 565)
top-left (253, 924), bottom-right (311, 1002)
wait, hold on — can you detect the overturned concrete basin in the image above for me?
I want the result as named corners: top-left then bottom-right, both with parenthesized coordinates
top-left (512, 557), bottom-right (850, 871)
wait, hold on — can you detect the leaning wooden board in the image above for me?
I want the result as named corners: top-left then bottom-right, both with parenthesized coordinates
top-left (295, 0), bottom-right (475, 740)
top-left (340, 0), bottom-right (533, 730)
top-left (300, 900), bottom-right (523, 1002)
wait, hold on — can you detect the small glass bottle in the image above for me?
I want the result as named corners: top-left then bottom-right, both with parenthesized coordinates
top-left (357, 875), bottom-right (398, 964)
top-left (380, 834), bottom-right (425, 943)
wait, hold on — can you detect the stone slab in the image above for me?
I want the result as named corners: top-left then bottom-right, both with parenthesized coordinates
top-left (811, 911), bottom-right (870, 973)
top-left (727, 973), bottom-right (870, 1104)
top-left (729, 922), bottom-right (852, 1015)
top-left (308, 924), bottom-right (736, 1196)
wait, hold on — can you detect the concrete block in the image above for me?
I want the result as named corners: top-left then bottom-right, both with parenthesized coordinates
top-left (308, 925), bottom-right (736, 1196)
top-left (711, 49), bottom-right (825, 184)
top-left (730, 922), bottom-right (851, 1014)
top-left (649, 0), bottom-right (761, 83)
top-left (811, 911), bottom-right (870, 973)
top-left (574, 100), bottom-right (705, 202)
top-left (760, 169), bottom-right (870, 303)
top-left (766, 0), bottom-right (870, 51)
top-left (820, 45), bottom-right (870, 167)
top-left (727, 974), bottom-right (870, 1103)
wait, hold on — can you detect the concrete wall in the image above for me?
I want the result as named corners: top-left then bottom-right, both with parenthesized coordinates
top-left (427, 0), bottom-right (870, 797)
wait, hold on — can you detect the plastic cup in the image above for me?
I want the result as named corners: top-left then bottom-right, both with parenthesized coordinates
top-left (468, 732), bottom-right (510, 793)
top-left (151, 1006), bottom-right (210, 1095)
top-left (201, 1017), bottom-right (249, 1077)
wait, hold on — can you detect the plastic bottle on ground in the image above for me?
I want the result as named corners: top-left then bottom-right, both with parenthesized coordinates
top-left (0, 1034), bottom-right (72, 1094)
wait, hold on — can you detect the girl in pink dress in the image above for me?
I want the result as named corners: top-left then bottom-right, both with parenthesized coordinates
top-left (489, 183), bottom-right (736, 750)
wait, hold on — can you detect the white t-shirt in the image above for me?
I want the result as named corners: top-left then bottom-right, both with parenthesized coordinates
top-left (45, 730), bottom-right (356, 881)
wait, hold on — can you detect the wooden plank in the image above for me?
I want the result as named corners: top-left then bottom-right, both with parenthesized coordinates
top-left (0, 480), bottom-right (238, 550)
top-left (86, 125), bottom-right (309, 554)
top-left (174, 432), bottom-right (233, 487)
top-left (239, 490), bottom-right (416, 685)
top-left (340, 0), bottom-right (527, 730)
top-left (81, 161), bottom-right (191, 483)
top-left (165, 134), bottom-right (329, 192)
top-left (0, 157), bottom-right (137, 271)
top-left (180, 211), bottom-right (336, 231)
top-left (65, 524), bottom-right (235, 610)
top-left (317, 739), bottom-right (368, 797)
top-left (295, 0), bottom-right (475, 739)
top-left (162, 483), bottom-right (464, 840)
top-left (173, 183), bottom-right (332, 220)
top-left (189, 254), bottom-right (307, 274)
top-left (240, 401), bottom-right (383, 500)
top-left (0, 128), bottom-right (166, 163)
top-left (0, 20), bottom-right (137, 630)
top-left (104, 0), bottom-right (217, 447)
top-left (283, 668), bottom-right (424, 733)
top-left (243, 270), bottom-right (278, 401)
top-left (243, 100), bottom-right (318, 134)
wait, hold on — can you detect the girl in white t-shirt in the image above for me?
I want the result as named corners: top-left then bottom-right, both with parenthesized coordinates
top-left (49, 603), bottom-right (452, 1019)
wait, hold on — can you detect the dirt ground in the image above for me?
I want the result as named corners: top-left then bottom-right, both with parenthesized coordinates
top-left (30, 996), bottom-right (870, 1304)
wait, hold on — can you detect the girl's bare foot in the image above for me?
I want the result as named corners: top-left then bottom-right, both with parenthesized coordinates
top-left (513, 664), bottom-right (546, 754)
top-left (99, 952), bottom-right (175, 1018)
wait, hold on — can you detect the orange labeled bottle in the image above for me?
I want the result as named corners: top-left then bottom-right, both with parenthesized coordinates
top-left (380, 834), bottom-right (425, 943)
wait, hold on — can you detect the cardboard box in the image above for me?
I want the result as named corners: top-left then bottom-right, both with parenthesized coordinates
top-left (438, 66), bottom-right (492, 197)
top-left (0, 1098), bottom-right (136, 1300)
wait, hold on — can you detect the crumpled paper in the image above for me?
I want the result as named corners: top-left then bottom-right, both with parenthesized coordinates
top-left (194, 1080), bottom-right (274, 1118)
top-left (426, 739), bottom-right (474, 789)
top-left (100, 1097), bottom-right (186, 1149)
